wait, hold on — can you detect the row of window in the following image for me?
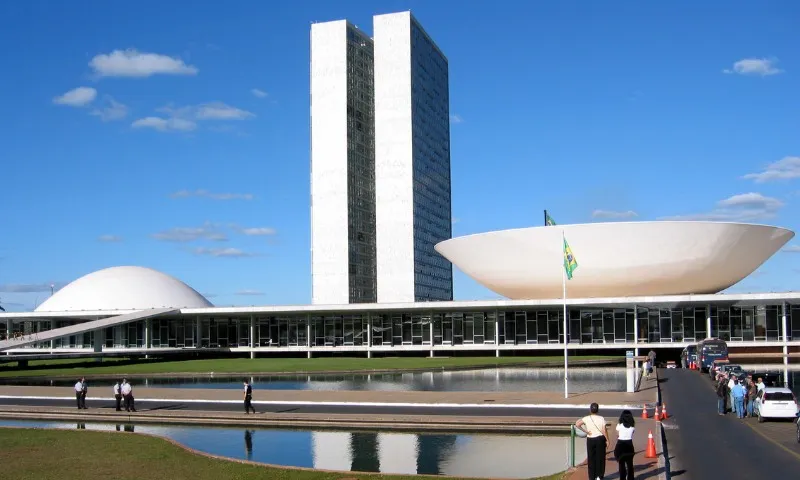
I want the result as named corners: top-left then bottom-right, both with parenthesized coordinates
top-left (8, 304), bottom-right (800, 349)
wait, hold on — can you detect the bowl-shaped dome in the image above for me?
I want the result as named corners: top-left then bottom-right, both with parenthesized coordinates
top-left (435, 221), bottom-right (794, 299)
top-left (35, 266), bottom-right (213, 312)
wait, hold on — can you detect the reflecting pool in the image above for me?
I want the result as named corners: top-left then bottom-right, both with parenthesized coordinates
top-left (1, 367), bottom-right (627, 392)
top-left (0, 420), bottom-right (585, 478)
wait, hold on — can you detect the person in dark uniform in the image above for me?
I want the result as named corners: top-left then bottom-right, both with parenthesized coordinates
top-left (113, 380), bottom-right (122, 411)
top-left (243, 380), bottom-right (256, 414)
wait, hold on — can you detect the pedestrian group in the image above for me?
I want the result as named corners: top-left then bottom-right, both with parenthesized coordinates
top-left (715, 370), bottom-right (764, 418)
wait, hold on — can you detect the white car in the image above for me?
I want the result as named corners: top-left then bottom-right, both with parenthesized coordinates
top-left (754, 387), bottom-right (799, 422)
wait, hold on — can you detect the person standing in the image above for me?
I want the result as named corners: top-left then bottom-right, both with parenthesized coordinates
top-left (80, 378), bottom-right (88, 409)
top-left (113, 380), bottom-right (122, 411)
top-left (243, 380), bottom-right (256, 414)
top-left (74, 378), bottom-right (86, 410)
top-left (613, 410), bottom-right (636, 480)
top-left (576, 402), bottom-right (609, 480)
top-left (732, 379), bottom-right (746, 419)
top-left (715, 376), bottom-right (727, 415)
top-left (747, 377), bottom-right (758, 417)
top-left (121, 378), bottom-right (136, 412)
top-left (647, 349), bottom-right (657, 370)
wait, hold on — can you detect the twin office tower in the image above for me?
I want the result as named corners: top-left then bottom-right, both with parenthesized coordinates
top-left (311, 12), bottom-right (453, 305)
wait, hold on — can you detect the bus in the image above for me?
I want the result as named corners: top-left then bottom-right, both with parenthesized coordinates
top-left (696, 338), bottom-right (729, 372)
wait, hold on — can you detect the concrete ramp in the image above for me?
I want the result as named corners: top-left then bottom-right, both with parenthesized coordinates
top-left (0, 308), bottom-right (176, 352)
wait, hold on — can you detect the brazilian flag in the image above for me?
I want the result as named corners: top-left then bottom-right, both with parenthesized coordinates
top-left (563, 237), bottom-right (578, 280)
top-left (545, 210), bottom-right (557, 226)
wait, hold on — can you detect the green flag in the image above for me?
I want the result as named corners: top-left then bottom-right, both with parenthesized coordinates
top-left (563, 237), bottom-right (578, 280)
top-left (545, 211), bottom-right (557, 226)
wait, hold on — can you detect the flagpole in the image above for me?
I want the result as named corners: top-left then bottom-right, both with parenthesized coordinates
top-left (562, 230), bottom-right (569, 399)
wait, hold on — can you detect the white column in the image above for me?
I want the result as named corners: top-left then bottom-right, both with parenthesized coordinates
top-left (633, 305), bottom-right (639, 370)
top-left (429, 312), bottom-right (435, 357)
top-left (50, 319), bottom-right (56, 350)
top-left (144, 318), bottom-right (151, 349)
top-left (782, 302), bottom-right (789, 386)
top-left (706, 304), bottom-right (712, 339)
top-left (367, 314), bottom-right (372, 359)
top-left (495, 311), bottom-right (500, 358)
top-left (250, 315), bottom-right (256, 359)
top-left (307, 317), bottom-right (312, 358)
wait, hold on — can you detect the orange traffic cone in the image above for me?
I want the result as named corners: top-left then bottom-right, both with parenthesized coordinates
top-left (661, 403), bottom-right (669, 419)
top-left (654, 405), bottom-right (661, 422)
top-left (645, 430), bottom-right (657, 458)
top-left (690, 361), bottom-right (695, 370)
top-left (641, 405), bottom-right (649, 419)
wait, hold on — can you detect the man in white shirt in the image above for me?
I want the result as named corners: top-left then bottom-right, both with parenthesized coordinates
top-left (120, 379), bottom-right (136, 412)
top-left (113, 380), bottom-right (122, 411)
top-left (74, 378), bottom-right (85, 409)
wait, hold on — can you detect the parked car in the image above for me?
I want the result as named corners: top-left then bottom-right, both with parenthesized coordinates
top-left (716, 364), bottom-right (744, 378)
top-left (666, 361), bottom-right (677, 369)
top-left (709, 359), bottom-right (730, 378)
top-left (754, 387), bottom-right (799, 422)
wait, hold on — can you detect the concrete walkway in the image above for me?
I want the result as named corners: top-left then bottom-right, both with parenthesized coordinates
top-left (565, 374), bottom-right (663, 480)
top-left (0, 384), bottom-right (655, 408)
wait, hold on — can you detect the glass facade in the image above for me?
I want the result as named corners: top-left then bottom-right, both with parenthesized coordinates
top-left (410, 18), bottom-right (453, 302)
top-left (346, 25), bottom-right (377, 303)
top-left (6, 301), bottom-right (799, 351)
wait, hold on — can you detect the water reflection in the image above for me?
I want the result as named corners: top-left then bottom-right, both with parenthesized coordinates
top-left (0, 420), bottom-right (585, 479)
top-left (0, 367), bottom-right (627, 393)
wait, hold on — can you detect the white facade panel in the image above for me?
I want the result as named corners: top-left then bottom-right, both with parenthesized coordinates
top-left (311, 21), bottom-right (350, 305)
top-left (374, 12), bottom-right (416, 303)
top-left (435, 221), bottom-right (795, 299)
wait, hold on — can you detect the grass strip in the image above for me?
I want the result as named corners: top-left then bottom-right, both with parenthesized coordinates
top-left (0, 356), bottom-right (618, 378)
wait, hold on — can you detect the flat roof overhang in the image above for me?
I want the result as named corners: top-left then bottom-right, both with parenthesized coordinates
top-left (1, 292), bottom-right (798, 321)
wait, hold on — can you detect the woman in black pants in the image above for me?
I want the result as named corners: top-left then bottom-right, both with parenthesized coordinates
top-left (613, 410), bottom-right (636, 480)
top-left (576, 402), bottom-right (609, 480)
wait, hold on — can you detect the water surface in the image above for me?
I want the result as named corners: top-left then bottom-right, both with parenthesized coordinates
top-left (1, 367), bottom-right (627, 393)
top-left (0, 420), bottom-right (585, 478)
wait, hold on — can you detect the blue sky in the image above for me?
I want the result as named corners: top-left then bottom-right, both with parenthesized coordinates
top-left (1, 1), bottom-right (799, 311)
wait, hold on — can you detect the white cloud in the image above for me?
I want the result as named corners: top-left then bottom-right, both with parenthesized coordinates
top-left (89, 49), bottom-right (198, 78)
top-left (723, 57), bottom-right (782, 76)
top-left (134, 102), bottom-right (254, 133)
top-left (251, 88), bottom-right (268, 98)
top-left (450, 114), bottom-right (463, 124)
top-left (151, 223), bottom-right (227, 242)
top-left (132, 116), bottom-right (197, 132)
top-left (783, 245), bottom-right (800, 253)
top-left (236, 289), bottom-right (264, 296)
top-left (192, 247), bottom-right (258, 258)
top-left (660, 192), bottom-right (784, 222)
top-left (716, 192), bottom-right (783, 210)
top-left (742, 156), bottom-right (800, 183)
top-left (238, 227), bottom-right (276, 236)
top-left (170, 189), bottom-right (254, 200)
top-left (53, 87), bottom-right (97, 107)
top-left (591, 209), bottom-right (638, 219)
top-left (97, 234), bottom-right (123, 242)
top-left (195, 102), bottom-right (254, 120)
top-left (90, 97), bottom-right (128, 122)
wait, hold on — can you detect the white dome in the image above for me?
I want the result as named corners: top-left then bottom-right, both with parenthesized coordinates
top-left (435, 221), bottom-right (794, 300)
top-left (35, 266), bottom-right (213, 312)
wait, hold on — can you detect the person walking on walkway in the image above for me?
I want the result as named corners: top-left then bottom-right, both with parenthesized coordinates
top-left (576, 402), bottom-right (609, 480)
top-left (732, 378), bottom-right (746, 418)
top-left (243, 380), bottom-right (256, 414)
top-left (113, 380), bottom-right (122, 411)
top-left (613, 410), bottom-right (636, 480)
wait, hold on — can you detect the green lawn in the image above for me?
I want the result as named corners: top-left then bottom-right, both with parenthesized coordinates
top-left (0, 428), bottom-right (566, 480)
top-left (0, 355), bottom-right (616, 378)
